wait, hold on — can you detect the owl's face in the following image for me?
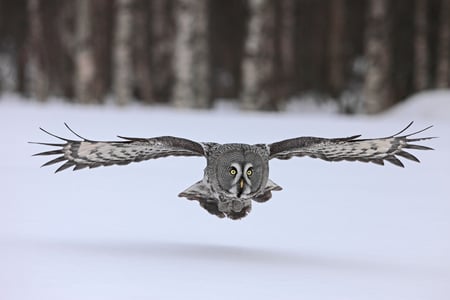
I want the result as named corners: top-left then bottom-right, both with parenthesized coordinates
top-left (212, 146), bottom-right (268, 198)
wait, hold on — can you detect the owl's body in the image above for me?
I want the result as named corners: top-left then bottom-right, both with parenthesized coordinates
top-left (180, 143), bottom-right (281, 219)
top-left (32, 122), bottom-right (434, 219)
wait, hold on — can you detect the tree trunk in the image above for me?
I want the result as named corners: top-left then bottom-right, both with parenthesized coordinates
top-left (56, 0), bottom-right (76, 99)
top-left (172, 0), bottom-right (210, 108)
top-left (113, 0), bottom-right (134, 106)
top-left (436, 0), bottom-right (450, 88)
top-left (151, 0), bottom-right (175, 103)
top-left (414, 0), bottom-right (429, 91)
top-left (74, 0), bottom-right (96, 104)
top-left (328, 0), bottom-right (346, 96)
top-left (274, 0), bottom-right (295, 103)
top-left (133, 0), bottom-right (153, 103)
top-left (241, 0), bottom-right (276, 110)
top-left (362, 0), bottom-right (393, 114)
top-left (16, 44), bottom-right (28, 95)
top-left (27, 0), bottom-right (48, 101)
top-left (91, 0), bottom-right (114, 103)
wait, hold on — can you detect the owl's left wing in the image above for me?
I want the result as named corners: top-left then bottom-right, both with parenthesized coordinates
top-left (31, 124), bottom-right (208, 172)
top-left (268, 122), bottom-right (434, 167)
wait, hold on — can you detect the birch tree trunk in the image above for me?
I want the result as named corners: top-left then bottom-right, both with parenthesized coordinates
top-left (172, 0), bottom-right (210, 108)
top-left (362, 0), bottom-right (393, 114)
top-left (74, 0), bottom-right (96, 103)
top-left (414, 0), bottom-right (429, 91)
top-left (113, 0), bottom-right (134, 106)
top-left (241, 0), bottom-right (276, 110)
top-left (436, 0), bottom-right (450, 88)
top-left (27, 0), bottom-right (48, 101)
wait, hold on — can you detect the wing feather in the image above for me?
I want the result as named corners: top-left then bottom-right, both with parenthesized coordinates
top-left (269, 122), bottom-right (435, 167)
top-left (41, 156), bottom-right (67, 167)
top-left (31, 125), bottom-right (207, 172)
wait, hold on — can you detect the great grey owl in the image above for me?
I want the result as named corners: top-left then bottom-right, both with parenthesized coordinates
top-left (32, 122), bottom-right (434, 220)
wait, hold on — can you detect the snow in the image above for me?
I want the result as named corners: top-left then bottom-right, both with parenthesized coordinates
top-left (1, 90), bottom-right (449, 300)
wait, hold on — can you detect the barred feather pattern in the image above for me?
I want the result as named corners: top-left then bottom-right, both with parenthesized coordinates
top-left (268, 122), bottom-right (434, 167)
top-left (31, 124), bottom-right (206, 173)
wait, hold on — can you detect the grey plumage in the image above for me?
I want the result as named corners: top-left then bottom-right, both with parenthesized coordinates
top-left (31, 122), bottom-right (434, 219)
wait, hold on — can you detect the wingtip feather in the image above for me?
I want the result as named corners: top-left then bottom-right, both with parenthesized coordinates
top-left (41, 156), bottom-right (66, 167)
top-left (385, 156), bottom-right (405, 168)
top-left (396, 151), bottom-right (420, 163)
top-left (55, 161), bottom-right (75, 173)
top-left (32, 149), bottom-right (64, 156)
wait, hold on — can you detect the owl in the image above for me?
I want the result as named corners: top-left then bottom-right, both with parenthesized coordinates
top-left (32, 122), bottom-right (433, 219)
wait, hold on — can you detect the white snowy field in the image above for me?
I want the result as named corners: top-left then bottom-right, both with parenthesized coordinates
top-left (0, 91), bottom-right (449, 300)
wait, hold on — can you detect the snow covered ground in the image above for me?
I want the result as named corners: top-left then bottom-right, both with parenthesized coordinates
top-left (1, 91), bottom-right (449, 300)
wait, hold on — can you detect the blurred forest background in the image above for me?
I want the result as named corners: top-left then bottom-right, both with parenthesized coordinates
top-left (0, 0), bottom-right (449, 113)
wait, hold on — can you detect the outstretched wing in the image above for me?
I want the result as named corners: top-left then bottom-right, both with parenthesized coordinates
top-left (268, 122), bottom-right (434, 167)
top-left (31, 124), bottom-right (207, 172)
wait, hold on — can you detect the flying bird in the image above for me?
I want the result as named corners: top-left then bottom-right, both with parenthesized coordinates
top-left (31, 122), bottom-right (434, 219)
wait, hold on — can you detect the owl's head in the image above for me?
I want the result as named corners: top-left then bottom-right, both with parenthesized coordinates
top-left (209, 144), bottom-right (269, 198)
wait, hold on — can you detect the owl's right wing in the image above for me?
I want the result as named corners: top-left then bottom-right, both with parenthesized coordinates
top-left (268, 122), bottom-right (434, 167)
top-left (31, 124), bottom-right (210, 173)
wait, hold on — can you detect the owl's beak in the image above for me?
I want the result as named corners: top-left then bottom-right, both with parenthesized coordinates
top-left (237, 177), bottom-right (245, 197)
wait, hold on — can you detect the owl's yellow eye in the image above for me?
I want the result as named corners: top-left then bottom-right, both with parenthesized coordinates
top-left (246, 168), bottom-right (253, 176)
top-left (229, 167), bottom-right (237, 176)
